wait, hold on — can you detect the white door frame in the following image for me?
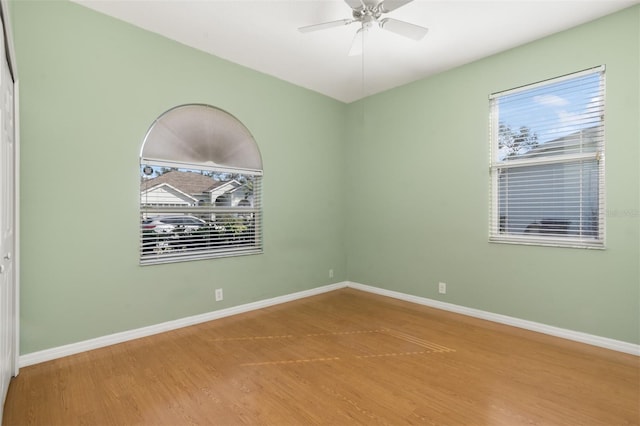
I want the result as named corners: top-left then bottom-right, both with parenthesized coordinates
top-left (0, 0), bottom-right (19, 379)
top-left (12, 82), bottom-right (18, 379)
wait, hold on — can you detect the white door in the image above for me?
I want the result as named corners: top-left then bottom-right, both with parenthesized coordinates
top-left (0, 19), bottom-right (16, 420)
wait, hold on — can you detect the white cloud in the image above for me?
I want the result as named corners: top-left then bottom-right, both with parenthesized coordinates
top-left (534, 94), bottom-right (569, 107)
top-left (586, 95), bottom-right (603, 109)
top-left (555, 110), bottom-right (584, 132)
top-left (543, 108), bottom-right (596, 141)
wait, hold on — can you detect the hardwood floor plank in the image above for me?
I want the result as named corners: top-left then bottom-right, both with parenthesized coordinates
top-left (4, 288), bottom-right (639, 425)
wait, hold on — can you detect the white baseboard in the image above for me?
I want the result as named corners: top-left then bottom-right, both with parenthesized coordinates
top-left (346, 281), bottom-right (640, 356)
top-left (19, 282), bottom-right (348, 368)
top-left (20, 280), bottom-right (638, 368)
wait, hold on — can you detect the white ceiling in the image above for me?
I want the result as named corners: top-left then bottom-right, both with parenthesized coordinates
top-left (73, 0), bottom-right (638, 103)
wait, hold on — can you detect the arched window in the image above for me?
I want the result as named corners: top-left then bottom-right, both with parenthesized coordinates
top-left (139, 104), bottom-right (263, 264)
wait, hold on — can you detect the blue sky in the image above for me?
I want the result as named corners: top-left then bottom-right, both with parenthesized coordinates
top-left (497, 72), bottom-right (602, 145)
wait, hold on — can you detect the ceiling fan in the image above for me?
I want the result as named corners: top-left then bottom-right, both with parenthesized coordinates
top-left (298, 0), bottom-right (429, 56)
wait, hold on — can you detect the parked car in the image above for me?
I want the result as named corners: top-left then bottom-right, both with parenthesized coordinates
top-left (141, 215), bottom-right (257, 255)
top-left (142, 215), bottom-right (206, 233)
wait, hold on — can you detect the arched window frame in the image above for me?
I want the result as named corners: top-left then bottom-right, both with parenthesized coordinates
top-left (139, 104), bottom-right (263, 265)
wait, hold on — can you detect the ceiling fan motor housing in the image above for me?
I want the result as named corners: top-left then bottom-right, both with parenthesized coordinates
top-left (352, 5), bottom-right (383, 24)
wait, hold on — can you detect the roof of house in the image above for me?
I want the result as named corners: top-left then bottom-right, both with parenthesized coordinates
top-left (140, 170), bottom-right (227, 194)
top-left (528, 126), bottom-right (601, 157)
top-left (140, 182), bottom-right (199, 203)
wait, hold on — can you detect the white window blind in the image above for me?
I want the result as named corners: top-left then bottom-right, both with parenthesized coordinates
top-left (140, 166), bottom-right (263, 265)
top-left (139, 104), bottom-right (264, 265)
top-left (489, 66), bottom-right (605, 248)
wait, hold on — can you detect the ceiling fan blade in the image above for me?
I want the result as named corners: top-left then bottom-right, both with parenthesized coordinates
top-left (379, 18), bottom-right (428, 40)
top-left (348, 27), bottom-right (365, 56)
top-left (344, 0), bottom-right (365, 11)
top-left (298, 19), bottom-right (354, 33)
top-left (379, 0), bottom-right (414, 13)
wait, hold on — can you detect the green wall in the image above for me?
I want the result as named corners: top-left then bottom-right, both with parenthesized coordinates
top-left (12, 1), bottom-right (347, 354)
top-left (12, 2), bottom-right (639, 355)
top-left (345, 6), bottom-right (640, 344)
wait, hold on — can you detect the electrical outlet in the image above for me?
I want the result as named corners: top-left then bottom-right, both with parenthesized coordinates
top-left (438, 282), bottom-right (447, 294)
top-left (329, 269), bottom-right (334, 279)
top-left (215, 288), bottom-right (223, 301)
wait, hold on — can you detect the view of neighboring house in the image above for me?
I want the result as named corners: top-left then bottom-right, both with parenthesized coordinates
top-left (499, 126), bottom-right (600, 236)
top-left (140, 170), bottom-right (253, 223)
top-left (141, 170), bottom-right (248, 207)
top-left (140, 182), bottom-right (198, 207)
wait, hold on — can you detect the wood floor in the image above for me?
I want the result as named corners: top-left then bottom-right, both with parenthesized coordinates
top-left (3, 288), bottom-right (639, 425)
